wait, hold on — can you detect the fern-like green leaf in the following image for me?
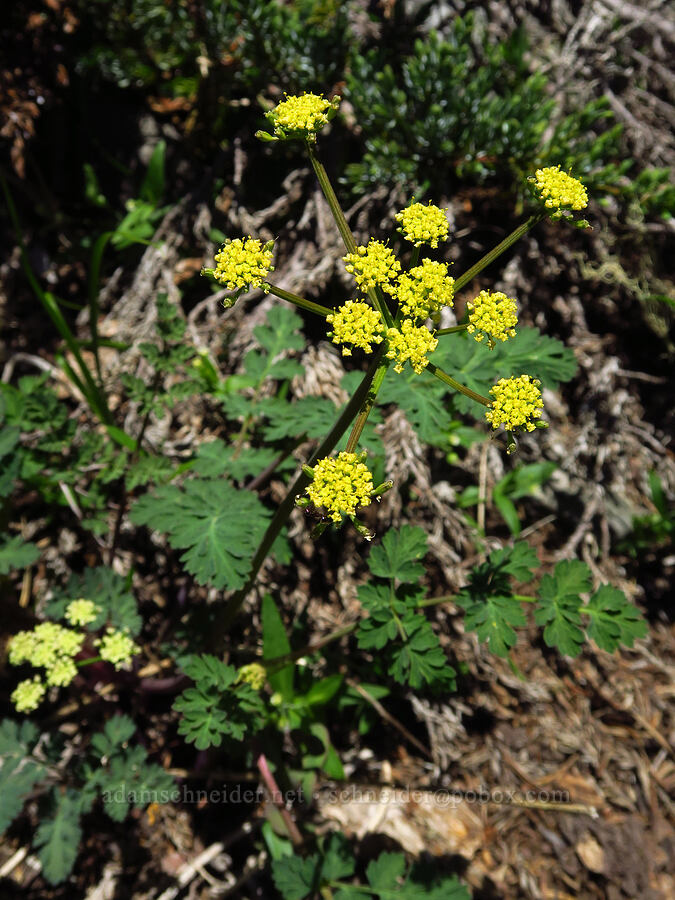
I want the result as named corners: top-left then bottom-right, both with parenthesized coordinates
top-left (0, 719), bottom-right (47, 833)
top-left (584, 585), bottom-right (647, 652)
top-left (367, 525), bottom-right (428, 583)
top-left (192, 440), bottom-right (280, 481)
top-left (378, 369), bottom-right (449, 445)
top-left (272, 854), bottom-right (321, 900)
top-left (174, 654), bottom-right (266, 749)
top-left (534, 560), bottom-right (591, 657)
top-left (0, 535), bottom-right (40, 575)
top-left (90, 714), bottom-right (136, 758)
top-left (459, 592), bottom-right (527, 657)
top-left (34, 788), bottom-right (82, 885)
top-left (389, 614), bottom-right (455, 688)
top-left (130, 480), bottom-right (271, 590)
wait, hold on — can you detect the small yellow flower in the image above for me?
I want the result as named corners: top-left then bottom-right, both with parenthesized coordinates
top-left (396, 259), bottom-right (455, 320)
top-left (343, 240), bottom-right (401, 295)
top-left (65, 598), bottom-right (100, 627)
top-left (326, 300), bottom-right (384, 356)
top-left (385, 320), bottom-right (439, 374)
top-left (395, 201), bottom-right (450, 248)
top-left (467, 290), bottom-right (518, 349)
top-left (237, 663), bottom-right (267, 691)
top-left (11, 676), bottom-right (46, 713)
top-left (306, 452), bottom-right (374, 524)
top-left (96, 628), bottom-right (140, 670)
top-left (533, 166), bottom-right (588, 212)
top-left (266, 92), bottom-right (338, 138)
top-left (212, 237), bottom-right (274, 292)
top-left (45, 656), bottom-right (78, 688)
top-left (485, 375), bottom-right (544, 433)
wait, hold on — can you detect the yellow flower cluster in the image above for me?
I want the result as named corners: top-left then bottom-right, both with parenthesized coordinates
top-left (9, 622), bottom-right (84, 671)
top-left (343, 240), bottom-right (401, 295)
top-left (396, 259), bottom-right (455, 320)
top-left (485, 375), bottom-right (544, 432)
top-left (395, 201), bottom-right (450, 248)
top-left (11, 677), bottom-right (46, 713)
top-left (237, 663), bottom-right (267, 691)
top-left (326, 300), bottom-right (384, 356)
top-left (385, 320), bottom-right (438, 374)
top-left (306, 452), bottom-right (374, 523)
top-left (533, 166), bottom-right (588, 211)
top-left (268, 92), bottom-right (335, 136)
top-left (213, 238), bottom-right (274, 292)
top-left (8, 621), bottom-right (86, 709)
top-left (65, 598), bottom-right (100, 627)
top-left (95, 628), bottom-right (140, 670)
top-left (467, 290), bottom-right (518, 349)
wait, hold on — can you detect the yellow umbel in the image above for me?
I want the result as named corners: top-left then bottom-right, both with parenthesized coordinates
top-left (467, 290), bottom-right (518, 349)
top-left (395, 201), bottom-right (450, 248)
top-left (385, 320), bottom-right (439, 374)
top-left (326, 300), bottom-right (385, 356)
top-left (533, 166), bottom-right (588, 211)
top-left (485, 375), bottom-right (544, 432)
top-left (306, 452), bottom-right (374, 523)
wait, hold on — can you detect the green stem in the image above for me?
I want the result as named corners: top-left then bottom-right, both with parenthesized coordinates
top-left (213, 347), bottom-right (386, 638)
top-left (88, 231), bottom-right (113, 385)
top-left (426, 362), bottom-right (491, 407)
top-left (454, 213), bottom-right (544, 293)
top-left (77, 655), bottom-right (104, 667)
top-left (416, 592), bottom-right (457, 609)
top-left (306, 142), bottom-right (394, 328)
top-left (345, 358), bottom-right (390, 453)
top-left (436, 324), bottom-right (468, 336)
top-left (513, 594), bottom-right (537, 603)
top-left (307, 142), bottom-right (356, 255)
top-left (409, 245), bottom-right (421, 268)
top-left (263, 623), bottom-right (357, 675)
top-left (266, 282), bottom-right (332, 318)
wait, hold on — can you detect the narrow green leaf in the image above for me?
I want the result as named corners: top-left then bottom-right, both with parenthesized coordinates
top-left (262, 594), bottom-right (294, 701)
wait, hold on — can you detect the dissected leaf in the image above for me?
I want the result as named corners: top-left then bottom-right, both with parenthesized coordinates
top-left (0, 535), bottom-right (40, 575)
top-left (459, 592), bottom-right (527, 657)
top-left (131, 479), bottom-right (270, 590)
top-left (378, 368), bottom-right (450, 446)
top-left (34, 788), bottom-right (82, 885)
top-left (584, 585), bottom-right (647, 652)
top-left (272, 853), bottom-right (320, 900)
top-left (366, 851), bottom-right (406, 892)
top-left (90, 714), bottom-right (136, 758)
top-left (261, 395), bottom-right (339, 441)
top-left (488, 542), bottom-right (540, 582)
top-left (0, 719), bottom-right (46, 833)
top-left (320, 833), bottom-right (355, 881)
top-left (534, 560), bottom-right (591, 657)
top-left (192, 440), bottom-right (279, 480)
top-left (368, 525), bottom-right (428, 583)
top-left (174, 654), bottom-right (265, 749)
top-left (389, 614), bottom-right (456, 688)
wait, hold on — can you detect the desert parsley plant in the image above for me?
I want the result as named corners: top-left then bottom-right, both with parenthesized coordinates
top-left (2, 87), bottom-right (648, 893)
